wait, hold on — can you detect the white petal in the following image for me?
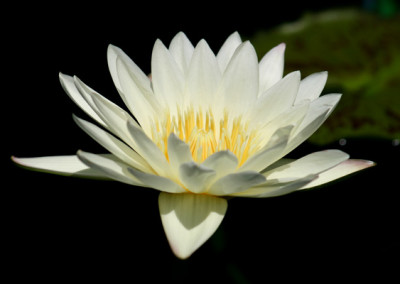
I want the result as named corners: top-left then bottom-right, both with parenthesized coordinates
top-left (185, 40), bottom-right (221, 109)
top-left (201, 150), bottom-right (238, 179)
top-left (218, 41), bottom-right (259, 115)
top-left (258, 43), bottom-right (286, 94)
top-left (159, 192), bottom-right (227, 259)
top-left (301, 159), bottom-right (375, 189)
top-left (59, 73), bottom-right (107, 128)
top-left (77, 151), bottom-right (142, 186)
top-left (12, 155), bottom-right (106, 179)
top-left (295, 71), bottom-right (328, 104)
top-left (297, 94), bottom-right (342, 134)
top-left (265, 150), bottom-right (350, 179)
top-left (113, 51), bottom-right (159, 133)
top-left (260, 158), bottom-right (293, 174)
top-left (128, 167), bottom-right (186, 193)
top-left (168, 32), bottom-right (194, 74)
top-left (233, 174), bottom-right (317, 198)
top-left (216, 31), bottom-right (242, 72)
top-left (286, 94), bottom-right (341, 154)
top-left (127, 121), bottom-right (172, 176)
top-left (255, 101), bottom-right (309, 147)
top-left (73, 76), bottom-right (140, 148)
top-left (308, 93), bottom-right (342, 118)
top-left (208, 171), bottom-right (266, 196)
top-left (252, 71), bottom-right (300, 123)
top-left (107, 44), bottom-right (154, 97)
top-left (151, 39), bottom-right (184, 115)
top-left (239, 126), bottom-right (292, 172)
top-left (287, 112), bottom-right (329, 156)
top-left (167, 133), bottom-right (193, 173)
top-left (251, 100), bottom-right (308, 149)
top-left (179, 162), bottom-right (216, 194)
top-left (73, 115), bottom-right (152, 173)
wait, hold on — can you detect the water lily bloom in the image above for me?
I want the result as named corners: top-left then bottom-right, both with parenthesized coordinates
top-left (12, 32), bottom-right (374, 259)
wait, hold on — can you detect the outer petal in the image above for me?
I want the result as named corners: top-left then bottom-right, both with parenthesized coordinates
top-left (59, 73), bottom-right (108, 129)
top-left (107, 44), bottom-right (158, 133)
top-left (216, 31), bottom-right (242, 72)
top-left (185, 39), bottom-right (221, 109)
top-left (159, 192), bottom-right (227, 259)
top-left (168, 32), bottom-right (194, 74)
top-left (252, 71), bottom-right (300, 124)
top-left (294, 71), bottom-right (328, 104)
top-left (107, 44), bottom-right (154, 98)
top-left (151, 39), bottom-right (184, 115)
top-left (233, 174), bottom-right (317, 198)
top-left (265, 150), bottom-right (349, 179)
top-left (77, 151), bottom-right (143, 186)
top-left (73, 115), bottom-right (152, 173)
top-left (11, 155), bottom-right (107, 179)
top-left (255, 101), bottom-right (309, 147)
top-left (127, 121), bottom-right (172, 177)
top-left (258, 43), bottom-right (286, 95)
top-left (218, 41), bottom-right (259, 115)
top-left (207, 171), bottom-right (266, 196)
top-left (73, 76), bottom-right (141, 148)
top-left (115, 54), bottom-right (159, 133)
top-left (285, 94), bottom-right (341, 154)
top-left (301, 159), bottom-right (375, 189)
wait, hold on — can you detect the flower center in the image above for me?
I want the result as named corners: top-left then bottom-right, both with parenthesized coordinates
top-left (151, 107), bottom-right (262, 166)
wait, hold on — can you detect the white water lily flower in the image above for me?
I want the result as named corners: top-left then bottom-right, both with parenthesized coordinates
top-left (12, 32), bottom-right (375, 259)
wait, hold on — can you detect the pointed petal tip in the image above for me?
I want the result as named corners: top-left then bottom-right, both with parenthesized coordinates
top-left (196, 38), bottom-right (208, 47)
top-left (154, 38), bottom-right (164, 47)
top-left (315, 70), bottom-right (329, 81)
top-left (175, 31), bottom-right (187, 37)
top-left (268, 42), bottom-right (285, 53)
top-left (322, 149), bottom-right (350, 160)
top-left (108, 43), bottom-right (117, 50)
top-left (71, 112), bottom-right (79, 121)
top-left (76, 150), bottom-right (88, 163)
top-left (300, 158), bottom-right (376, 190)
top-left (11, 154), bottom-right (108, 180)
top-left (241, 40), bottom-right (256, 50)
top-left (59, 72), bottom-right (71, 82)
top-left (283, 70), bottom-right (301, 80)
top-left (11, 155), bottom-right (21, 165)
top-left (293, 70), bottom-right (301, 77)
top-left (107, 44), bottom-right (123, 55)
top-left (11, 155), bottom-right (42, 169)
top-left (323, 93), bottom-right (343, 102)
top-left (348, 159), bottom-right (376, 169)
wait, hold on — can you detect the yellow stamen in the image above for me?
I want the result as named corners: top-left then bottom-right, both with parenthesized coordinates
top-left (151, 107), bottom-right (262, 165)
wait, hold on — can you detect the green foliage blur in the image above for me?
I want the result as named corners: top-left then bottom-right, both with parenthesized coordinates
top-left (250, 7), bottom-right (400, 145)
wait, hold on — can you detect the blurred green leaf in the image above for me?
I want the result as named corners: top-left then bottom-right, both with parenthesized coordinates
top-left (250, 9), bottom-right (400, 145)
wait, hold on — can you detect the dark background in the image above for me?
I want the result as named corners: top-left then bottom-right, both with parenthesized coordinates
top-left (5, 1), bottom-right (399, 282)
